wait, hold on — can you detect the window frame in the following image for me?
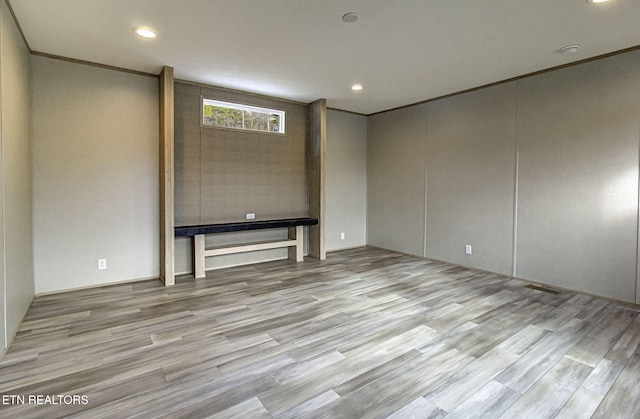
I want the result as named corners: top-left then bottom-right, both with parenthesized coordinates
top-left (201, 97), bottom-right (286, 135)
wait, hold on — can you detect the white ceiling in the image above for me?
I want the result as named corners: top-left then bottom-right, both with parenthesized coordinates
top-left (9, 0), bottom-right (640, 115)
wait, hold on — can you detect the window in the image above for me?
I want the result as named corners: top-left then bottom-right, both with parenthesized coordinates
top-left (202, 98), bottom-right (285, 134)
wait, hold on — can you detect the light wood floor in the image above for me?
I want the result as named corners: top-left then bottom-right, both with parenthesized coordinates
top-left (1, 247), bottom-right (639, 418)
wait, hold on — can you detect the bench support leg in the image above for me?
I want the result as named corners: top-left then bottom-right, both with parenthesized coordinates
top-left (194, 234), bottom-right (206, 279)
top-left (288, 225), bottom-right (304, 262)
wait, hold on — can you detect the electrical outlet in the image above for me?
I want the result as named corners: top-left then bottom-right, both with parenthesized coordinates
top-left (465, 245), bottom-right (472, 255)
top-left (340, 232), bottom-right (345, 240)
top-left (98, 258), bottom-right (107, 270)
top-left (246, 213), bottom-right (256, 220)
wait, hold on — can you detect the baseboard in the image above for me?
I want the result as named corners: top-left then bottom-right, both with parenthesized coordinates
top-left (326, 245), bottom-right (367, 253)
top-left (34, 276), bottom-right (161, 297)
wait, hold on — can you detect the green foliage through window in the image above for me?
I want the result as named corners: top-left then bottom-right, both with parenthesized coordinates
top-left (203, 99), bottom-right (285, 134)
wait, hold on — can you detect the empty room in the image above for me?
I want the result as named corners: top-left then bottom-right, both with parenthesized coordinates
top-left (1, 0), bottom-right (640, 417)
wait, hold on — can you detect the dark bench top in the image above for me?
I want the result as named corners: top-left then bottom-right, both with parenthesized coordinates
top-left (175, 217), bottom-right (318, 237)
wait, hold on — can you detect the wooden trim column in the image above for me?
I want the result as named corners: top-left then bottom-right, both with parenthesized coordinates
top-left (159, 66), bottom-right (175, 285)
top-left (308, 99), bottom-right (326, 260)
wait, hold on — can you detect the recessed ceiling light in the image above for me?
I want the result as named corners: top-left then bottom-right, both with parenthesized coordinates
top-left (588, 0), bottom-right (610, 3)
top-left (351, 84), bottom-right (363, 91)
top-left (134, 27), bottom-right (157, 39)
top-left (342, 12), bottom-right (359, 23)
top-left (560, 44), bottom-right (580, 54)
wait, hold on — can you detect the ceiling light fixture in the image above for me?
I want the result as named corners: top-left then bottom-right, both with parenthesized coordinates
top-left (560, 44), bottom-right (580, 54)
top-left (342, 12), bottom-right (359, 23)
top-left (588, 0), bottom-right (610, 3)
top-left (134, 27), bottom-right (157, 39)
top-left (351, 84), bottom-right (363, 91)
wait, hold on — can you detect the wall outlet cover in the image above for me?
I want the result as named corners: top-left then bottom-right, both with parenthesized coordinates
top-left (465, 245), bottom-right (472, 255)
top-left (246, 213), bottom-right (256, 220)
top-left (98, 258), bottom-right (107, 270)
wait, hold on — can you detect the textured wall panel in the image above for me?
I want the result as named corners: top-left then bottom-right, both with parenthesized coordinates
top-left (175, 83), bottom-right (308, 224)
top-left (174, 83), bottom-right (308, 270)
top-left (426, 82), bottom-right (517, 275)
top-left (174, 82), bottom-right (202, 225)
top-left (516, 52), bottom-right (640, 302)
top-left (200, 127), bottom-right (284, 222)
top-left (326, 109), bottom-right (367, 251)
top-left (32, 56), bottom-right (159, 293)
top-left (283, 103), bottom-right (308, 217)
top-left (367, 104), bottom-right (426, 256)
top-left (1, 0), bottom-right (33, 350)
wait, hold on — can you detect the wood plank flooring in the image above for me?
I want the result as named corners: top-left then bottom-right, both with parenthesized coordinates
top-left (1, 247), bottom-right (639, 418)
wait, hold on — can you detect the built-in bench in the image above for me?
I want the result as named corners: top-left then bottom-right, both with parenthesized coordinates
top-left (175, 217), bottom-right (319, 278)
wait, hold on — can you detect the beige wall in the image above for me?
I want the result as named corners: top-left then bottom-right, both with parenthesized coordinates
top-left (326, 109), bottom-right (367, 251)
top-left (367, 49), bottom-right (640, 303)
top-left (426, 82), bottom-right (517, 275)
top-left (0, 0), bottom-right (33, 352)
top-left (31, 56), bottom-right (159, 294)
top-left (516, 52), bottom-right (640, 302)
top-left (367, 104), bottom-right (427, 256)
